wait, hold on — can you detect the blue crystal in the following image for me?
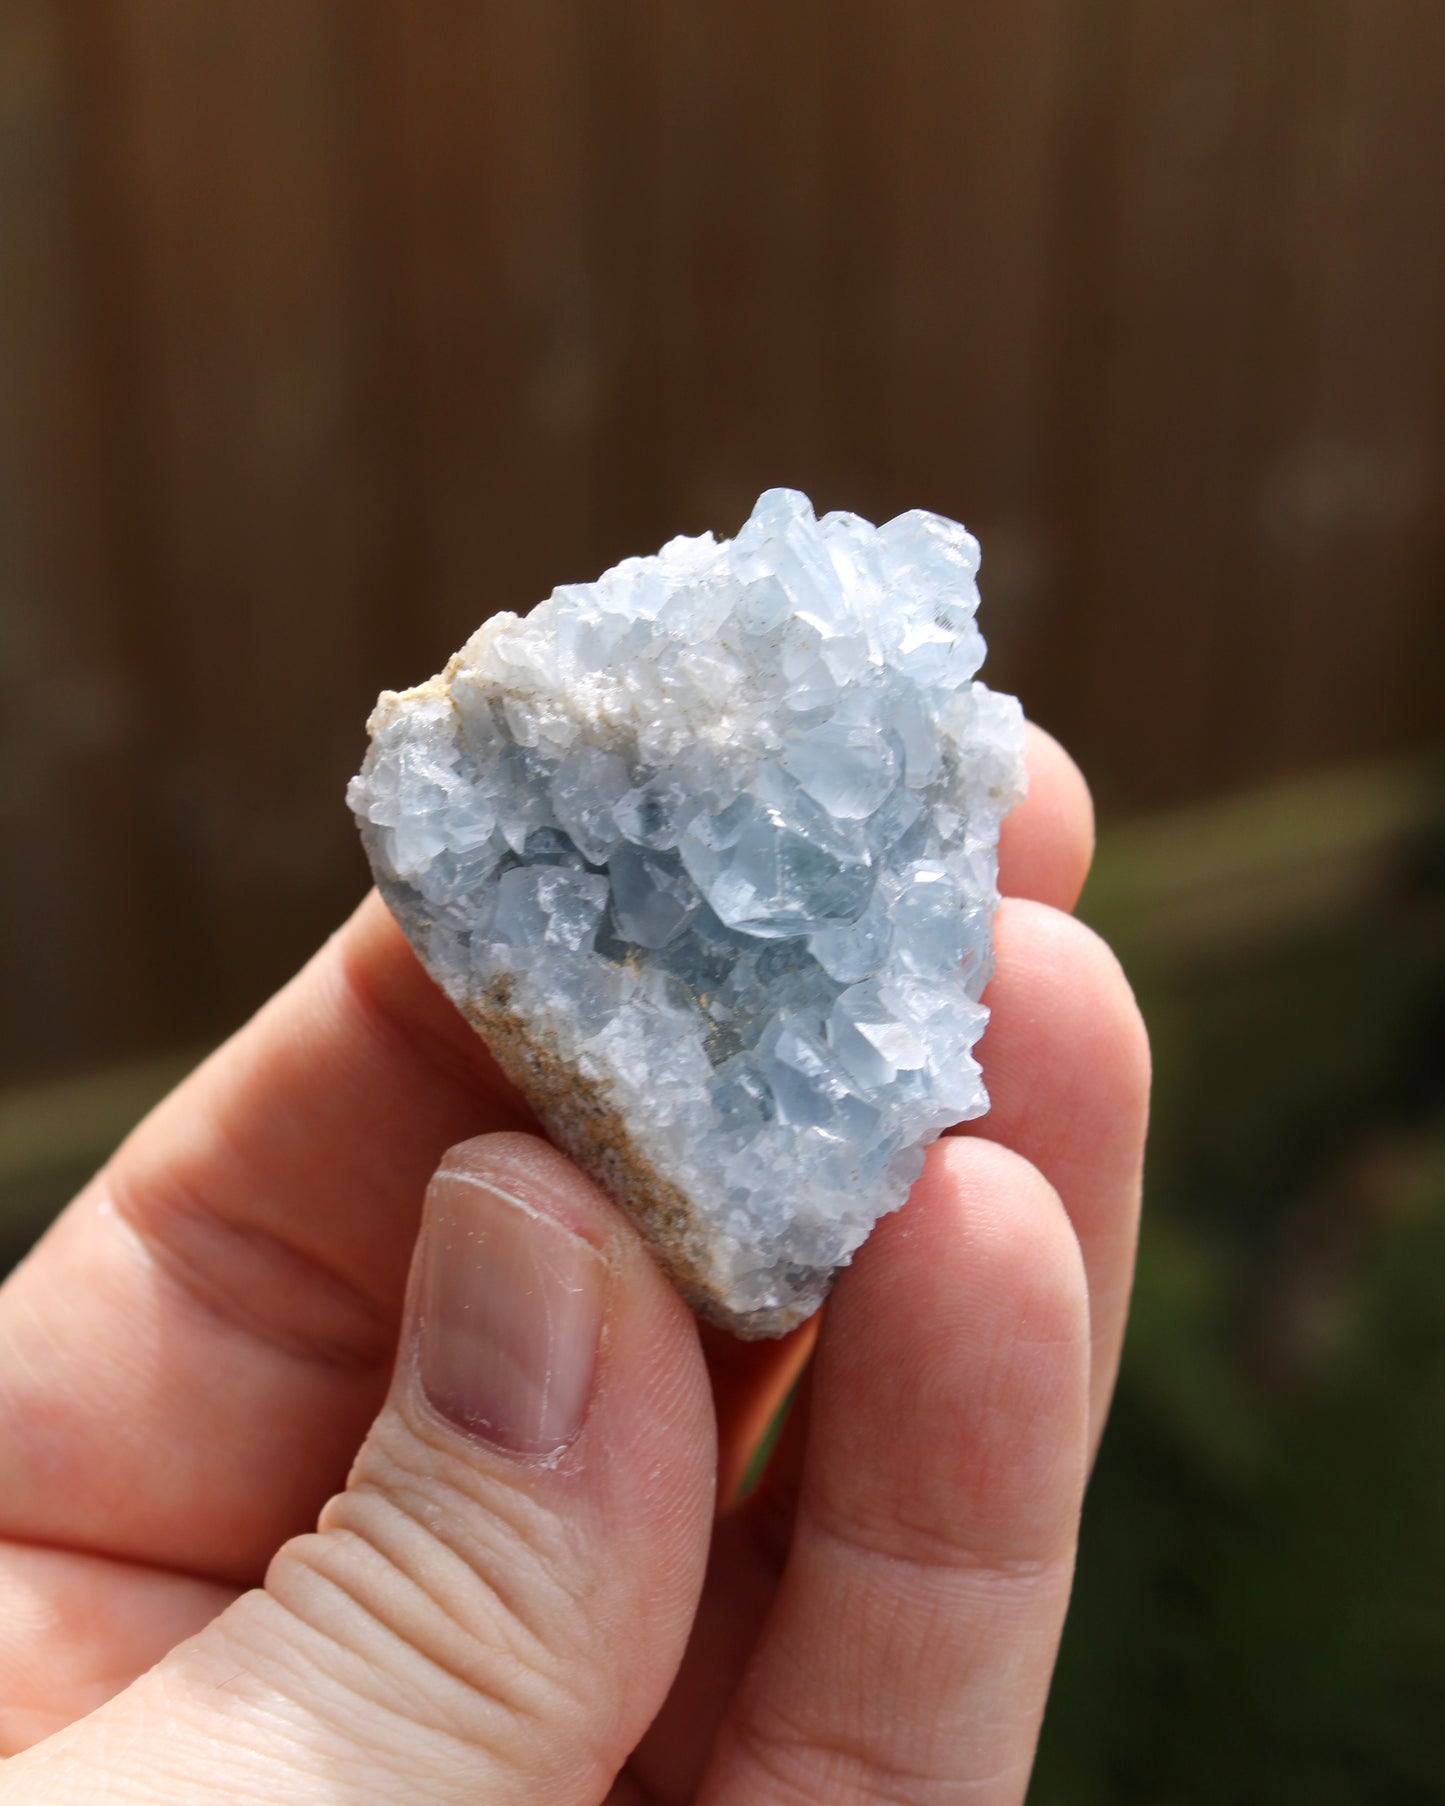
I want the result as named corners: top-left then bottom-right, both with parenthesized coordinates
top-left (613, 771), bottom-right (696, 850)
top-left (550, 746), bottom-right (630, 863)
top-left (782, 722), bottom-right (900, 820)
top-left (761, 1016), bottom-right (882, 1145)
top-left (349, 488), bottom-right (1026, 1334)
top-left (708, 1053), bottom-right (776, 1136)
top-left (491, 866), bottom-right (609, 954)
top-left (609, 844), bottom-right (701, 950)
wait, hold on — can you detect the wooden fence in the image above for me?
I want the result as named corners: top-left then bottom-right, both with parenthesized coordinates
top-left (3, 0), bottom-right (1444, 1085)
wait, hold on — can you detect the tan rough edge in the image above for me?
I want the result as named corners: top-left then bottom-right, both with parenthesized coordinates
top-left (462, 974), bottom-right (825, 1339)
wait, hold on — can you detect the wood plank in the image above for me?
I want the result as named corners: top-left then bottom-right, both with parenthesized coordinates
top-left (884, 0), bottom-right (1075, 705)
top-left (80, 0), bottom-right (384, 1033)
top-left (0, 0), bottom-right (161, 1082)
top-left (1040, 0), bottom-right (1288, 808)
top-left (630, 0), bottom-right (836, 541)
top-left (1246, 0), bottom-right (1445, 780)
top-left (349, 0), bottom-right (600, 654)
top-left (5, 0), bottom-right (1445, 1089)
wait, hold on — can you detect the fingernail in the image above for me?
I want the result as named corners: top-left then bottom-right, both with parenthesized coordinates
top-left (417, 1168), bottom-right (606, 1455)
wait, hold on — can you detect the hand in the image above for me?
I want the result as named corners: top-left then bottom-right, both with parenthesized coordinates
top-left (0, 724), bottom-right (1147, 1804)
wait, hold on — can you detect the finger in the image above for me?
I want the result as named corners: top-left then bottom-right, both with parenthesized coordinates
top-left (0, 891), bottom-right (529, 1579)
top-left (1001, 723), bottom-right (1094, 910)
top-left (0, 1548), bottom-right (235, 1755)
top-left (627, 1366), bottom-right (816, 1803)
top-left (702, 1316), bottom-right (819, 1510)
top-left (633, 891), bottom-right (1145, 1797)
top-left (696, 1136), bottom-right (1090, 1805)
top-left (622, 725), bottom-right (1102, 1800)
top-left (959, 898), bottom-right (1151, 1450)
top-left (4, 1133), bottom-right (716, 1804)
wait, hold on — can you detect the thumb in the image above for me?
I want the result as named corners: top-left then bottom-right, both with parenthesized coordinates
top-left (12, 1133), bottom-right (717, 1805)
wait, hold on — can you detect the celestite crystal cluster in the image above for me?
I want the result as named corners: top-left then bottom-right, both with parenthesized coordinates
top-left (349, 488), bottom-right (1025, 1334)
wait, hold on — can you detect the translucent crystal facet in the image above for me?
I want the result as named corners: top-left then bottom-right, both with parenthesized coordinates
top-left (348, 488), bottom-right (1026, 1335)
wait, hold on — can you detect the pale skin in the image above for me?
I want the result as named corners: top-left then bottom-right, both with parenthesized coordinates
top-left (0, 723), bottom-right (1148, 1804)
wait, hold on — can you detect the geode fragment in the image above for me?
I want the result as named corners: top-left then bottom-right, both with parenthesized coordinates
top-left (349, 488), bottom-right (1025, 1335)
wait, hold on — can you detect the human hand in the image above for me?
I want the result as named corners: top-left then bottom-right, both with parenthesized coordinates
top-left (0, 723), bottom-right (1147, 1804)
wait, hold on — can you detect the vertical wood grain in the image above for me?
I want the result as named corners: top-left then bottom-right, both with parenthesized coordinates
top-left (77, 0), bottom-right (383, 1031)
top-left (0, 0), bottom-right (159, 1081)
top-left (3, 0), bottom-right (1443, 1084)
top-left (1246, 0), bottom-right (1445, 779)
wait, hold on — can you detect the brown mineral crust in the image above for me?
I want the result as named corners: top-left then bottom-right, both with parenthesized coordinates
top-left (460, 974), bottom-right (820, 1338)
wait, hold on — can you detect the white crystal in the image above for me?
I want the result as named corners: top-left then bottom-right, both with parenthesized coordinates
top-left (349, 488), bottom-right (1026, 1335)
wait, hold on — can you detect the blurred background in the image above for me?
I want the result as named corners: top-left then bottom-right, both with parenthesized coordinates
top-left (2, 2), bottom-right (1443, 1798)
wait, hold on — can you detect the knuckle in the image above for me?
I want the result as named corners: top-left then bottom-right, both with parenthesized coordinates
top-left (802, 1482), bottom-right (1069, 1590)
top-left (731, 1689), bottom-right (970, 1806)
top-left (104, 1158), bottom-right (394, 1373)
top-left (253, 1421), bottom-right (613, 1788)
top-left (825, 1140), bottom-right (1090, 1576)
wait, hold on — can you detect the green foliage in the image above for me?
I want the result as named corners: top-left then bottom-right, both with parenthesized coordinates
top-left (1032, 823), bottom-right (1445, 1803)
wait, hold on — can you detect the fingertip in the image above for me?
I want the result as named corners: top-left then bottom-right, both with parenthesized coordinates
top-left (432, 1130), bottom-right (616, 1252)
top-left (1000, 723), bottom-right (1096, 911)
top-left (870, 1134), bottom-right (1089, 1368)
top-left (981, 899), bottom-right (1153, 1155)
top-left (424, 1131), bottom-right (713, 1446)
top-left (809, 1135), bottom-right (1090, 1567)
